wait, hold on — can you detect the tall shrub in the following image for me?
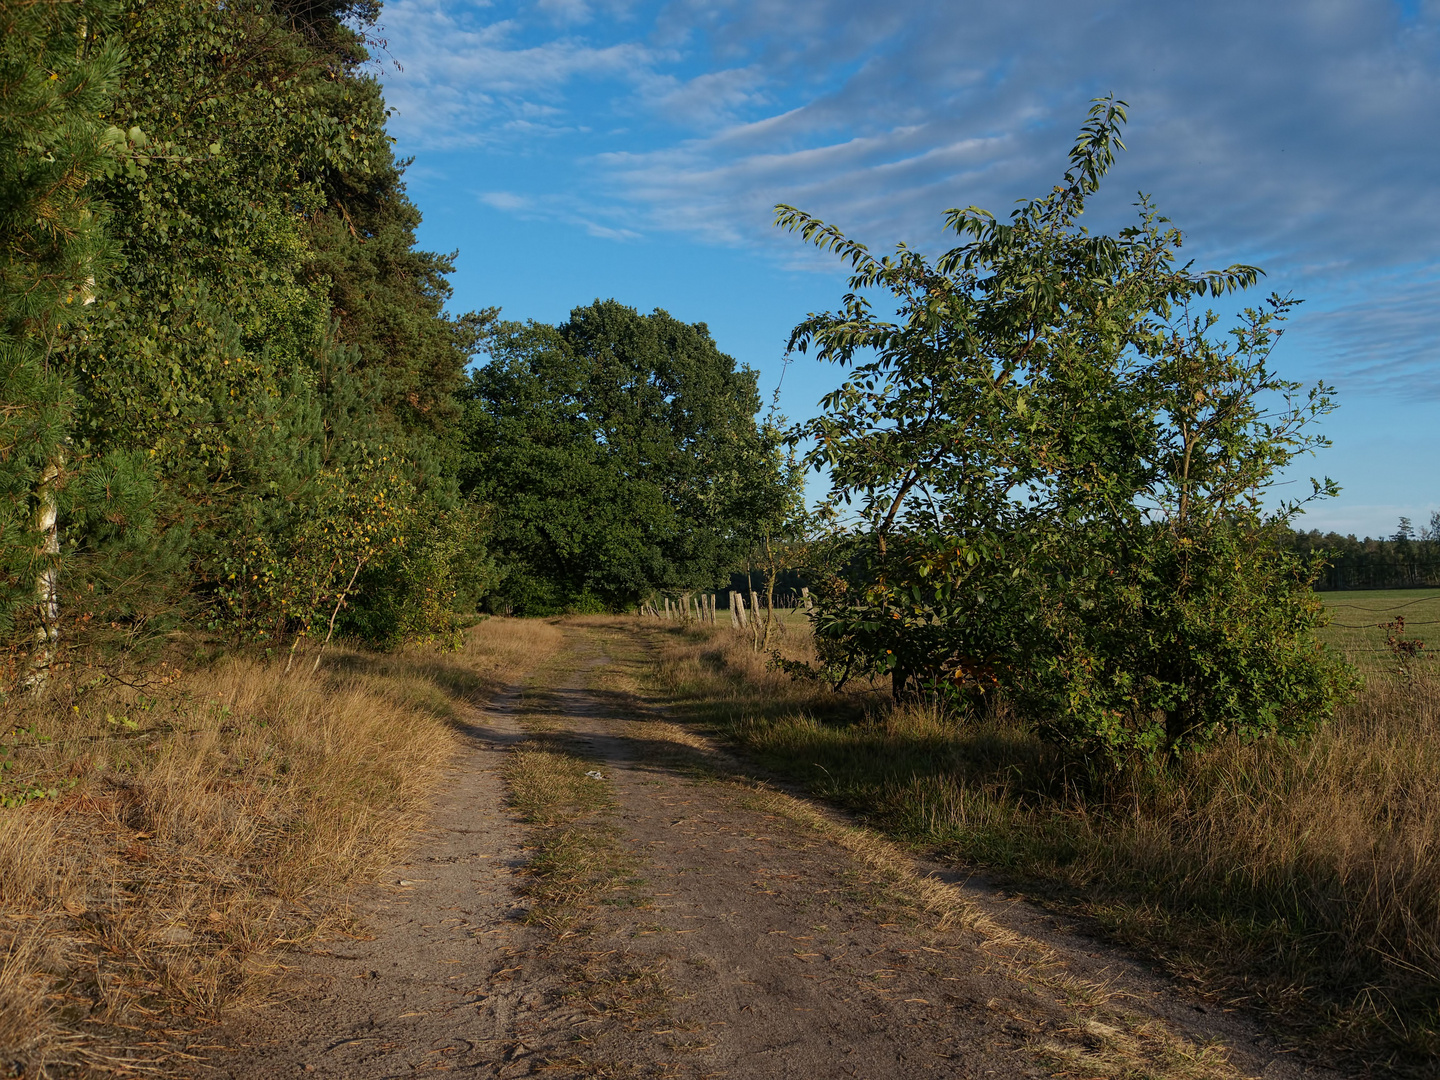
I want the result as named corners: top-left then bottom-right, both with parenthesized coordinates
top-left (780, 99), bottom-right (1353, 763)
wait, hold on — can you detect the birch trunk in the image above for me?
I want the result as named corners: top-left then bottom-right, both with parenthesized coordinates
top-left (22, 457), bottom-right (62, 691)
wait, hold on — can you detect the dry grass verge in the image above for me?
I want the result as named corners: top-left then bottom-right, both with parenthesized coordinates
top-left (0, 617), bottom-right (562, 1077)
top-left (632, 617), bottom-right (1440, 1076)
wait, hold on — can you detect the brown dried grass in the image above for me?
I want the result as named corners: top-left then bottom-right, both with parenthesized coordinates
top-left (0, 617), bottom-right (562, 1076)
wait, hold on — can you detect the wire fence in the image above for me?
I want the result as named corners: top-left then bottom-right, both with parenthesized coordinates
top-left (1326, 595), bottom-right (1440, 612)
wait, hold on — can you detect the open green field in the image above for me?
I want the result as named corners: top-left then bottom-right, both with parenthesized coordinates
top-left (759, 591), bottom-right (1440, 679)
top-left (1318, 588), bottom-right (1440, 676)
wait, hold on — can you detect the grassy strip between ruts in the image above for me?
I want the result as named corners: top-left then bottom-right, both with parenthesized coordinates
top-left (0, 618), bottom-right (563, 1078)
top-left (503, 729), bottom-right (640, 936)
top-left (596, 613), bottom-right (1440, 1078)
top-left (579, 619), bottom-right (1252, 1080)
top-left (500, 647), bottom-right (681, 1076)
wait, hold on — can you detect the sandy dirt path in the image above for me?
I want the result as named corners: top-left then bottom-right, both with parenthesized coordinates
top-left (212, 622), bottom-right (1346, 1080)
top-left (211, 684), bottom-right (540, 1077)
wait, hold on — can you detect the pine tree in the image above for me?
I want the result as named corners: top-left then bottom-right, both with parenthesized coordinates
top-left (0, 0), bottom-right (125, 685)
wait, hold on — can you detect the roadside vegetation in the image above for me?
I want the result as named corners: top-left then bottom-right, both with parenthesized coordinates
top-left (637, 611), bottom-right (1440, 1075)
top-left (624, 95), bottom-right (1440, 1073)
top-left (0, 618), bottom-right (562, 1075)
top-left (1, 0), bottom-right (790, 681)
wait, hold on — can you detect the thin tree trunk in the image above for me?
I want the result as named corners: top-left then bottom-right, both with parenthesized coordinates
top-left (22, 456), bottom-right (62, 692)
top-left (312, 559), bottom-right (364, 675)
top-left (284, 632), bottom-right (305, 674)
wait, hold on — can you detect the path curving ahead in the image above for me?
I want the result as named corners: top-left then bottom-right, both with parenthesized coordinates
top-left (214, 622), bottom-right (1345, 1080)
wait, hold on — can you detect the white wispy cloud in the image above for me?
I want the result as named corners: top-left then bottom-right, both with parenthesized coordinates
top-left (475, 189), bottom-right (643, 241)
top-left (379, 0), bottom-right (662, 147)
top-left (379, 0), bottom-right (1440, 391)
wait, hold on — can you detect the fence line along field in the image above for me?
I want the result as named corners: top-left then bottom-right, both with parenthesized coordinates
top-left (1318, 588), bottom-right (1440, 675)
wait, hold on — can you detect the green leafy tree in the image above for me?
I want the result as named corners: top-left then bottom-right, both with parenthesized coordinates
top-left (1, 0), bottom-right (495, 682)
top-left (462, 300), bottom-right (778, 614)
top-left (780, 98), bottom-right (1353, 762)
top-left (57, 0), bottom-right (487, 649)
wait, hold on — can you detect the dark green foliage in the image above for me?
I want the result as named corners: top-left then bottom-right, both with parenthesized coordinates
top-left (462, 300), bottom-right (782, 615)
top-left (72, 0), bottom-right (486, 648)
top-left (79, 0), bottom-right (379, 499)
top-left (1289, 520), bottom-right (1440, 590)
top-left (0, 0), bottom-right (124, 647)
top-left (341, 502), bottom-right (497, 649)
top-left (307, 156), bottom-right (486, 485)
top-left (780, 99), bottom-right (1354, 764)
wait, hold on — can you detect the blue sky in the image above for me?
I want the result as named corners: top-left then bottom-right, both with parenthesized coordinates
top-left (375, 0), bottom-right (1440, 539)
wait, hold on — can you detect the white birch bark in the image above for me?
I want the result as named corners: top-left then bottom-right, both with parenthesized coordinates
top-left (21, 458), bottom-right (62, 691)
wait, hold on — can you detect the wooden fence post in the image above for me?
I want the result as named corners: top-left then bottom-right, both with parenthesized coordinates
top-left (802, 586), bottom-right (813, 612)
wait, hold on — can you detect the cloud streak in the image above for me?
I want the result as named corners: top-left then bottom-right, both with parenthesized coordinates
top-left (379, 0), bottom-right (1440, 394)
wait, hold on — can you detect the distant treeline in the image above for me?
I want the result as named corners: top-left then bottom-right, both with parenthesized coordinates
top-left (1288, 515), bottom-right (1440, 590)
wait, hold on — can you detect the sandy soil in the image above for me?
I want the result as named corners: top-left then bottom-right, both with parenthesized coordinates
top-left (210, 622), bottom-right (1349, 1080)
